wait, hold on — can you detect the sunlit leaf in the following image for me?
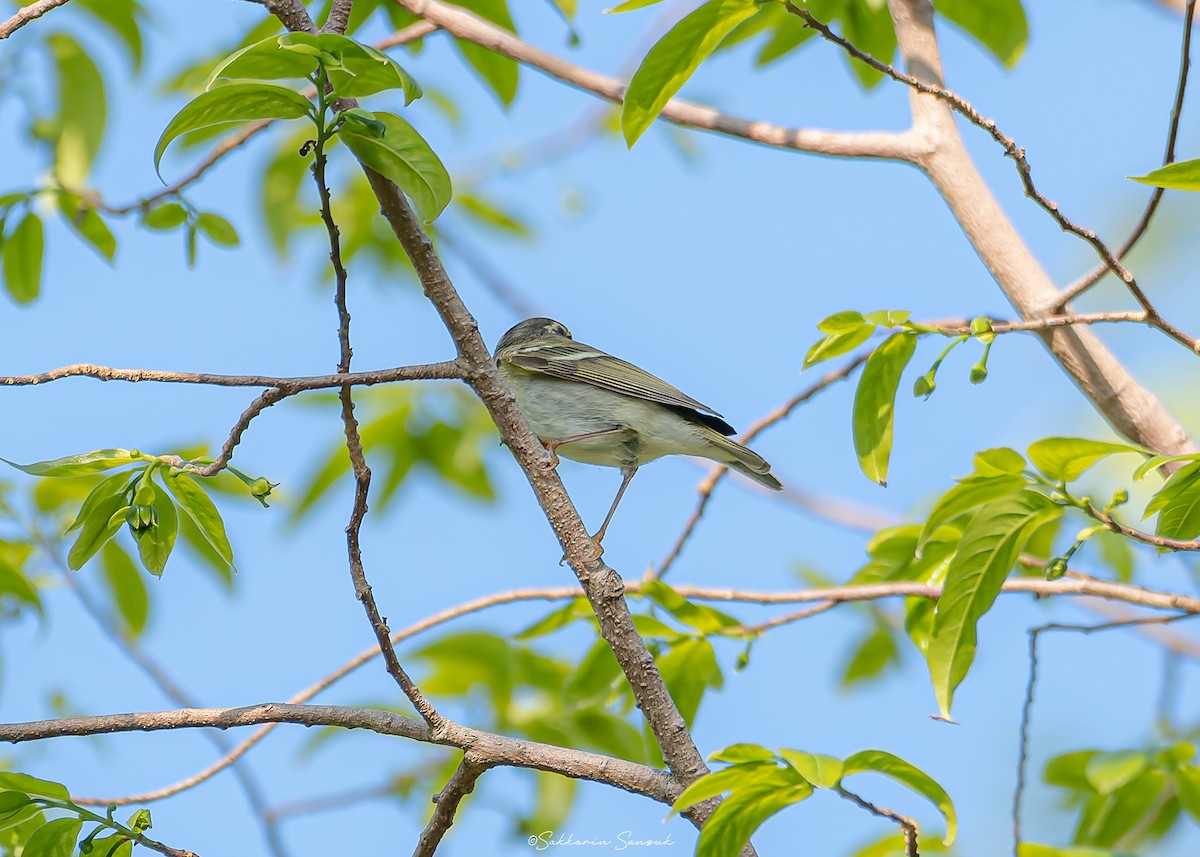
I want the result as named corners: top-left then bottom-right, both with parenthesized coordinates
top-left (339, 111), bottom-right (452, 220)
top-left (853, 332), bottom-right (917, 485)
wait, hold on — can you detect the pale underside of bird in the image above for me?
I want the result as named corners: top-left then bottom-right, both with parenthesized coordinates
top-left (494, 317), bottom-right (782, 553)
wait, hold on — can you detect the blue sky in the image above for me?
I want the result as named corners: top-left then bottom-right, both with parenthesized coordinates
top-left (3, 1), bottom-right (1200, 855)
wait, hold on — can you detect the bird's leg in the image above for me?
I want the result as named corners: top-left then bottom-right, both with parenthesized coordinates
top-left (590, 465), bottom-right (638, 553)
top-left (542, 426), bottom-right (629, 468)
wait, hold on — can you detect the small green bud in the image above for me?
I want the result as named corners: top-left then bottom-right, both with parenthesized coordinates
top-left (969, 316), bottom-right (993, 336)
top-left (969, 364), bottom-right (988, 384)
top-left (1109, 488), bottom-right (1129, 508)
top-left (913, 374), bottom-right (936, 399)
top-left (249, 477), bottom-right (278, 508)
top-left (1045, 557), bottom-right (1068, 580)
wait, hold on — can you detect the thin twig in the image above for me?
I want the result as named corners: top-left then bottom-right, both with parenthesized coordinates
top-left (789, 2), bottom-right (1200, 355)
top-left (0, 0), bottom-right (71, 39)
top-left (411, 756), bottom-right (487, 857)
top-left (312, 107), bottom-right (444, 728)
top-left (936, 311), bottom-right (1151, 336)
top-left (837, 786), bottom-right (920, 856)
top-left (190, 387), bottom-right (289, 477)
top-left (1087, 503), bottom-right (1200, 552)
top-left (1011, 611), bottom-right (1196, 856)
top-left (1057, 0), bottom-right (1197, 307)
top-left (0, 361), bottom-right (463, 389)
top-left (654, 354), bottom-right (867, 579)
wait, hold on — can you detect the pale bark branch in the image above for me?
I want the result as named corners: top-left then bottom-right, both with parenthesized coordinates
top-left (0, 361), bottom-right (463, 389)
top-left (393, 0), bottom-right (921, 161)
top-left (0, 0), bottom-right (71, 40)
top-left (412, 756), bottom-right (488, 857)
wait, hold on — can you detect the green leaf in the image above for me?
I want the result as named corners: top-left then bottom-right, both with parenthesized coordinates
top-left (0, 774), bottom-right (71, 802)
top-left (935, 0), bottom-right (1027, 67)
top-left (209, 33), bottom-right (422, 102)
top-left (84, 836), bottom-right (133, 857)
top-left (67, 470), bottom-right (138, 532)
top-left (77, 0), bottom-right (144, 72)
top-left (640, 579), bottom-right (743, 634)
top-left (4, 449), bottom-right (138, 478)
top-left (1146, 461), bottom-right (1200, 541)
top-left (133, 483), bottom-right (178, 576)
top-left (338, 111), bottom-right (452, 220)
top-left (564, 637), bottom-right (624, 705)
top-left (672, 761), bottom-right (801, 812)
top-left (818, 310), bottom-right (866, 333)
top-left (1085, 751), bottom-right (1148, 796)
top-left (973, 447), bottom-right (1026, 476)
top-left (755, 6), bottom-right (817, 67)
top-left (60, 199), bottom-right (116, 262)
top-left (514, 598), bottom-right (591, 639)
top-left (1027, 437), bottom-right (1145, 482)
top-left (0, 792), bottom-right (37, 832)
top-left (1018, 845), bottom-right (1119, 857)
top-left (917, 473), bottom-right (1028, 552)
top-left (621, 0), bottom-right (761, 146)
top-left (840, 625), bottom-right (901, 688)
top-left (853, 332), bottom-right (917, 485)
top-left (657, 637), bottom-right (722, 726)
top-left (709, 743), bottom-right (776, 764)
top-left (100, 541), bottom-right (149, 636)
top-left (142, 202), bottom-right (189, 231)
top-left (1176, 764), bottom-right (1200, 821)
top-left (840, 0), bottom-right (897, 88)
top-left (1130, 157), bottom-right (1200, 191)
top-left (1133, 452), bottom-right (1200, 481)
top-left (155, 83), bottom-right (315, 177)
top-left (450, 0), bottom-right (519, 105)
top-left (607, 0), bottom-right (668, 11)
top-left (163, 473), bottom-right (234, 568)
top-left (802, 324), bottom-right (875, 369)
top-left (21, 816), bottom-right (82, 857)
top-left (196, 212), bottom-right (240, 247)
top-left (696, 779), bottom-right (813, 857)
top-left (778, 749), bottom-right (844, 789)
top-left (48, 34), bottom-right (106, 187)
top-left (0, 556), bottom-right (41, 612)
top-left (68, 495), bottom-right (130, 570)
top-left (3, 212), bottom-right (44, 304)
top-left (926, 491), bottom-right (1061, 718)
top-left (843, 749), bottom-right (957, 845)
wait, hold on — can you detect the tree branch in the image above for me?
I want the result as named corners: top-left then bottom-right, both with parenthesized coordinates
top-left (0, 704), bottom-right (678, 805)
top-left (837, 786), bottom-right (920, 857)
top-left (321, 0), bottom-right (354, 34)
top-left (0, 361), bottom-right (463, 389)
top-left (1057, 0), bottom-right (1197, 307)
top-left (393, 0), bottom-right (921, 161)
top-left (0, 0), bottom-right (71, 40)
top-left (412, 756), bottom-right (488, 857)
top-left (881, 0), bottom-right (1195, 458)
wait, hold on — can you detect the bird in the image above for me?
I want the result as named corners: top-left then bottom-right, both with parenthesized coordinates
top-left (494, 317), bottom-right (782, 552)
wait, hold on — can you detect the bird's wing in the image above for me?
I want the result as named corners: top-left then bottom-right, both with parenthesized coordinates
top-left (501, 341), bottom-right (723, 417)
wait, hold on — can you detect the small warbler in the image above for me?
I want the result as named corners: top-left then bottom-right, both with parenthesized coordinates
top-left (494, 317), bottom-right (782, 549)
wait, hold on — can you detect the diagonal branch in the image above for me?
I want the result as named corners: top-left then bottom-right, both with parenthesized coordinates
top-left (0, 361), bottom-right (463, 389)
top-left (0, 0), bottom-right (72, 39)
top-left (412, 756), bottom-right (488, 857)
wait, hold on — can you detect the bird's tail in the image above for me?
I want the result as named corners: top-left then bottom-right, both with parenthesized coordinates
top-left (701, 431), bottom-right (782, 491)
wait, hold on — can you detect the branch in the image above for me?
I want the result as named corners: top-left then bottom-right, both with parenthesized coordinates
top-left (412, 756), bottom-right (488, 857)
top-left (258, 0), bottom-right (315, 34)
top-left (837, 786), bottom-right (920, 857)
top-left (881, 0), bottom-right (1195, 458)
top-left (311, 107), bottom-right (443, 728)
top-left (393, 0), bottom-right (921, 161)
top-left (0, 361), bottom-right (463, 389)
top-left (1058, 0), bottom-right (1197, 306)
top-left (321, 0), bottom-right (354, 34)
top-left (0, 0), bottom-right (71, 40)
top-left (655, 354), bottom-right (868, 579)
top-left (790, 2), bottom-right (1199, 355)
top-left (0, 704), bottom-right (678, 805)
top-left (189, 387), bottom-right (289, 477)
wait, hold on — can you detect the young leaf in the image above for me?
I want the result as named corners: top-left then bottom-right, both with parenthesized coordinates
top-left (60, 194), bottom-right (117, 262)
top-left (67, 470), bottom-right (139, 532)
top-left (842, 749), bottom-right (957, 845)
top-left (196, 213), bottom-right (240, 247)
top-left (163, 473), bottom-right (234, 568)
top-left (621, 0), bottom-right (761, 146)
top-left (20, 816), bottom-right (82, 857)
top-left (803, 323), bottom-right (875, 369)
top-left (48, 33), bottom-right (107, 187)
top-left (77, 0), bottom-right (145, 72)
top-left (695, 779), bottom-right (813, 857)
top-left (155, 83), bottom-right (315, 177)
top-left (1131, 157), bottom-right (1200, 191)
top-left (142, 202), bottom-right (189, 231)
top-left (917, 473), bottom-right (1027, 552)
top-left (656, 637), bottom-right (722, 726)
top-left (853, 332), bottom-right (917, 485)
top-left (840, 0), bottom-right (897, 88)
top-left (449, 0), bottom-right (519, 105)
top-left (3, 449), bottom-right (138, 478)
top-left (778, 749), bottom-right (844, 789)
top-left (672, 761), bottom-right (801, 813)
top-left (926, 492), bottom-right (1061, 718)
top-left (1145, 461), bottom-right (1200, 541)
top-left (0, 774), bottom-right (71, 802)
top-left (67, 492), bottom-right (130, 570)
top-left (338, 111), bottom-right (452, 220)
top-left (640, 579), bottom-right (743, 634)
top-left (3, 212), bottom-right (44, 304)
top-left (100, 541), bottom-right (150, 636)
top-left (1026, 437), bottom-right (1145, 482)
top-left (709, 743), bottom-right (776, 764)
top-left (134, 484), bottom-right (178, 576)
